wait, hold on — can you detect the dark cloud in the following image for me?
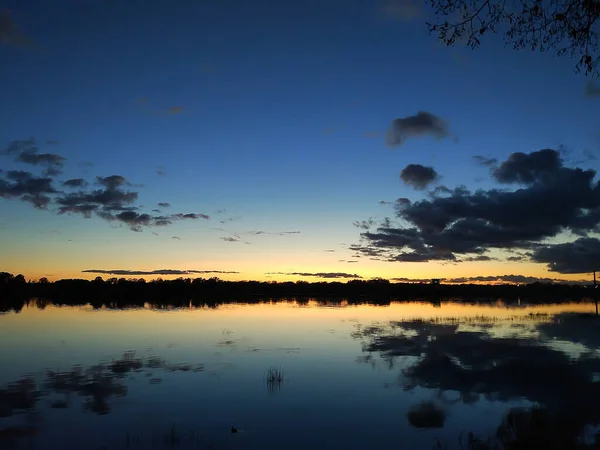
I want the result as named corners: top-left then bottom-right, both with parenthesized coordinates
top-left (266, 272), bottom-right (362, 279)
top-left (355, 148), bottom-right (600, 266)
top-left (461, 255), bottom-right (493, 262)
top-left (532, 237), bottom-right (600, 274)
top-left (353, 219), bottom-right (375, 230)
top-left (221, 236), bottom-right (241, 242)
top-left (62, 178), bottom-right (88, 188)
top-left (386, 111), bottom-right (450, 147)
top-left (247, 230), bottom-right (300, 236)
top-left (400, 164), bottom-right (439, 190)
top-left (492, 149), bottom-right (562, 184)
top-left (585, 80), bottom-right (600, 98)
top-left (0, 170), bottom-right (57, 209)
top-left (172, 236), bottom-right (181, 240)
top-left (82, 269), bottom-right (239, 276)
top-left (172, 213), bottom-right (210, 220)
top-left (445, 274), bottom-right (589, 284)
top-left (0, 10), bottom-right (34, 47)
top-left (472, 155), bottom-right (498, 167)
top-left (17, 150), bottom-right (65, 174)
top-left (219, 216), bottom-right (242, 223)
top-left (2, 138), bottom-right (65, 175)
top-left (158, 202), bottom-right (170, 208)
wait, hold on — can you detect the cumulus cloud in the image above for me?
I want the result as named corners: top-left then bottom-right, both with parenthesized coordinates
top-left (3, 138), bottom-right (65, 175)
top-left (0, 138), bottom-right (211, 233)
top-left (386, 111), bottom-right (450, 147)
top-left (354, 148), bottom-right (600, 272)
top-left (0, 170), bottom-right (57, 209)
top-left (266, 272), bottom-right (362, 279)
top-left (532, 237), bottom-right (600, 274)
top-left (82, 269), bottom-right (239, 276)
top-left (62, 178), bottom-right (88, 188)
top-left (400, 164), bottom-right (439, 190)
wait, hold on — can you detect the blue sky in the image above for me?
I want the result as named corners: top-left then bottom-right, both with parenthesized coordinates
top-left (1, 0), bottom-right (599, 282)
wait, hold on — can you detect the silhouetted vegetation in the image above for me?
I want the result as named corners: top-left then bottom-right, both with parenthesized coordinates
top-left (427, 0), bottom-right (600, 75)
top-left (265, 366), bottom-right (284, 394)
top-left (1, 272), bottom-right (597, 313)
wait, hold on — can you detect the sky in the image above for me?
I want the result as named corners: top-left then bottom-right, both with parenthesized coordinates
top-left (0, 0), bottom-right (599, 283)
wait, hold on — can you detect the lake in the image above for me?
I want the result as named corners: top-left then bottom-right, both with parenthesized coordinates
top-left (1, 299), bottom-right (600, 450)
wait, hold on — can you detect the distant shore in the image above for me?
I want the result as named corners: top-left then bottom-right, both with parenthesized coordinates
top-left (1, 272), bottom-right (598, 312)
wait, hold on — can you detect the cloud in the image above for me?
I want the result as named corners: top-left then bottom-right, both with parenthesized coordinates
top-left (152, 232), bottom-right (159, 236)
top-left (0, 138), bottom-right (212, 233)
top-left (0, 170), bottom-right (57, 209)
top-left (381, 0), bottom-right (421, 22)
top-left (54, 174), bottom-right (210, 230)
top-left (2, 138), bottom-right (65, 175)
top-left (221, 236), bottom-right (241, 242)
top-left (353, 219), bottom-right (375, 230)
top-left (248, 230), bottom-right (300, 236)
top-left (219, 216), bottom-right (242, 223)
top-left (532, 237), bottom-right (600, 274)
top-left (400, 164), bottom-right (439, 190)
top-left (0, 10), bottom-right (34, 47)
top-left (492, 149), bottom-right (562, 184)
top-left (172, 213), bottom-right (210, 220)
top-left (82, 269), bottom-right (239, 276)
top-left (158, 202), bottom-right (171, 208)
top-left (473, 155), bottom-right (498, 167)
top-left (172, 236), bottom-right (181, 240)
top-left (386, 111), bottom-right (450, 147)
top-left (324, 249), bottom-right (336, 252)
top-left (354, 148), bottom-right (600, 267)
top-left (389, 275), bottom-right (588, 284)
top-left (62, 178), bottom-right (88, 188)
top-left (266, 272), bottom-right (362, 279)
top-left (584, 80), bottom-right (600, 98)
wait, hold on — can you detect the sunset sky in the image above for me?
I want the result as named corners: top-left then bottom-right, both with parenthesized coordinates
top-left (1, 0), bottom-right (599, 283)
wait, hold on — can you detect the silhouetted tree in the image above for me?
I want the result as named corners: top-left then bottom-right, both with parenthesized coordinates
top-left (427, 0), bottom-right (600, 75)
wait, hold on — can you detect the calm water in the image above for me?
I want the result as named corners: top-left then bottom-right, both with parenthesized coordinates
top-left (1, 299), bottom-right (599, 449)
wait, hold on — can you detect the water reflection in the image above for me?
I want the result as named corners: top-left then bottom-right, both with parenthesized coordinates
top-left (355, 313), bottom-right (600, 448)
top-left (1, 299), bottom-right (599, 449)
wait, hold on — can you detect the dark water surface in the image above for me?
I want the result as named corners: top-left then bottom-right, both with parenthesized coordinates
top-left (1, 299), bottom-right (599, 449)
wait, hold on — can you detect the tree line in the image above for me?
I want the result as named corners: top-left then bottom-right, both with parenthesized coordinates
top-left (0, 272), bottom-right (596, 313)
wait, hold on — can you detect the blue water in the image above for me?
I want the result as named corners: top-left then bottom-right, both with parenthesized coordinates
top-left (0, 300), bottom-right (598, 449)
